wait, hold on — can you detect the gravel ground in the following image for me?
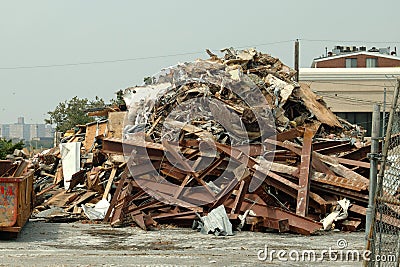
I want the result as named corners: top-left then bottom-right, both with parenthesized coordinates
top-left (0, 220), bottom-right (369, 266)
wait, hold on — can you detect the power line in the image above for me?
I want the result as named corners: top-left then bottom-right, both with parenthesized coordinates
top-left (316, 91), bottom-right (384, 106)
top-left (1, 38), bottom-right (397, 70)
top-left (301, 39), bottom-right (400, 44)
top-left (305, 80), bottom-right (398, 89)
top-left (0, 40), bottom-right (295, 70)
top-left (235, 40), bottom-right (295, 49)
top-left (0, 51), bottom-right (204, 70)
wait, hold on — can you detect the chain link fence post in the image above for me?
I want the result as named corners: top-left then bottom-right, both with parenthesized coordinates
top-left (365, 78), bottom-right (400, 267)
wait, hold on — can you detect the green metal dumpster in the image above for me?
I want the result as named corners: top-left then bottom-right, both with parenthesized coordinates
top-left (0, 168), bottom-right (34, 235)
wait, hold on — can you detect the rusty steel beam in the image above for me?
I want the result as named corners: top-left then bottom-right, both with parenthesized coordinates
top-left (209, 174), bottom-right (249, 210)
top-left (225, 196), bottom-right (322, 235)
top-left (129, 161), bottom-right (161, 177)
top-left (245, 217), bottom-right (290, 232)
top-left (275, 126), bottom-right (304, 142)
top-left (215, 143), bottom-right (301, 197)
top-left (311, 183), bottom-right (369, 203)
top-left (124, 199), bottom-right (161, 214)
top-left (162, 141), bottom-right (216, 198)
top-left (134, 177), bottom-right (212, 208)
top-left (314, 143), bottom-right (355, 155)
top-left (152, 211), bottom-right (196, 220)
top-left (298, 168), bottom-right (366, 192)
top-left (335, 157), bottom-right (370, 169)
top-left (259, 170), bottom-right (328, 210)
top-left (273, 150), bottom-right (297, 162)
top-left (196, 156), bottom-right (225, 180)
top-left (230, 180), bottom-right (248, 214)
top-left (338, 218), bottom-right (362, 232)
top-left (141, 185), bottom-right (203, 213)
top-left (265, 171), bottom-right (300, 190)
top-left (233, 144), bottom-right (263, 157)
top-left (160, 167), bottom-right (187, 181)
top-left (102, 137), bottom-right (196, 159)
top-left (174, 157), bottom-right (204, 198)
top-left (265, 139), bottom-right (335, 176)
top-left (296, 128), bottom-right (314, 217)
top-left (312, 140), bottom-right (349, 151)
top-left (110, 183), bottom-right (132, 227)
top-left (349, 203), bottom-right (366, 216)
top-left (341, 144), bottom-right (372, 160)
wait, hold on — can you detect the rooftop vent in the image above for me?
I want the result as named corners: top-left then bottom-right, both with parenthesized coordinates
top-left (368, 47), bottom-right (379, 52)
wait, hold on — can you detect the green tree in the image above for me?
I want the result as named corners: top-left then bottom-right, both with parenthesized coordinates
top-left (0, 139), bottom-right (24, 159)
top-left (45, 96), bottom-right (106, 133)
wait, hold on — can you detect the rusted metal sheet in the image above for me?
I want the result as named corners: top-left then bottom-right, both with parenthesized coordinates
top-left (0, 182), bottom-right (18, 227)
top-left (0, 170), bottom-right (34, 233)
top-left (296, 128), bottom-right (314, 217)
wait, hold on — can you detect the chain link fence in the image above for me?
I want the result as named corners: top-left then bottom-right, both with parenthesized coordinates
top-left (369, 107), bottom-right (400, 266)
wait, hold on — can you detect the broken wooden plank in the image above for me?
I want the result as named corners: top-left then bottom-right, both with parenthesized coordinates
top-left (12, 160), bottom-right (29, 177)
top-left (295, 84), bottom-right (342, 128)
top-left (102, 167), bottom-right (118, 200)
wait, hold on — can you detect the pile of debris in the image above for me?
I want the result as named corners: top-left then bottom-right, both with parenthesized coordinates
top-left (29, 48), bottom-right (395, 235)
top-left (31, 113), bottom-right (127, 222)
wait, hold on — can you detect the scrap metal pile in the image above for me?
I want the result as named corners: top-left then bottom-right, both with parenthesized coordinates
top-left (29, 48), bottom-right (398, 235)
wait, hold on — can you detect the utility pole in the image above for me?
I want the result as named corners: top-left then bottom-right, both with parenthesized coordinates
top-left (366, 104), bottom-right (380, 238)
top-left (294, 39), bottom-right (299, 82)
top-left (383, 87), bottom-right (387, 138)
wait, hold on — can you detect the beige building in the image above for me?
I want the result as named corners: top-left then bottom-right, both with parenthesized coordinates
top-left (299, 68), bottom-right (400, 134)
top-left (0, 117), bottom-right (54, 141)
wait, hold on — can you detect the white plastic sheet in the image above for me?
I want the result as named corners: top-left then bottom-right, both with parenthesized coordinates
top-left (60, 142), bottom-right (81, 190)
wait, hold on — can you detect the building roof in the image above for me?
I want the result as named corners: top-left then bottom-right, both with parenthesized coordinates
top-left (313, 51), bottom-right (400, 63)
top-left (299, 67), bottom-right (400, 81)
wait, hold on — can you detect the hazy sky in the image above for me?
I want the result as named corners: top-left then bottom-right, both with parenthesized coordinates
top-left (1, 0), bottom-right (399, 124)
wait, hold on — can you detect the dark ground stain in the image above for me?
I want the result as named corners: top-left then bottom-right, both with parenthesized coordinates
top-left (44, 229), bottom-right (193, 251)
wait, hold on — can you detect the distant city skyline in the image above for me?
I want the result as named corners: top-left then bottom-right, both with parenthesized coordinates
top-left (0, 116), bottom-right (54, 141)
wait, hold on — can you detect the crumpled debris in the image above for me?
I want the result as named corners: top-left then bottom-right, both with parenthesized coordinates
top-left (82, 199), bottom-right (110, 220)
top-left (193, 205), bottom-right (233, 236)
top-left (34, 207), bottom-right (68, 219)
top-left (237, 209), bottom-right (257, 230)
top-left (321, 198), bottom-right (351, 230)
top-left (123, 48), bottom-right (363, 147)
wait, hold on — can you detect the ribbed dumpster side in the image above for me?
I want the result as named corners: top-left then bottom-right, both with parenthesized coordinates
top-left (0, 170), bottom-right (34, 234)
